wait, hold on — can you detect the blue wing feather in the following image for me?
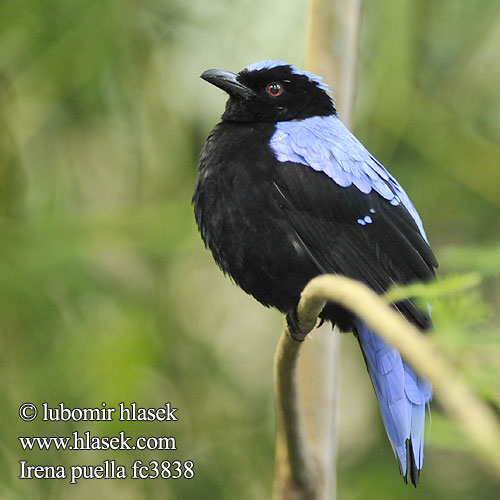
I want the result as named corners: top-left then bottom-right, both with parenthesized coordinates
top-left (269, 115), bottom-right (429, 242)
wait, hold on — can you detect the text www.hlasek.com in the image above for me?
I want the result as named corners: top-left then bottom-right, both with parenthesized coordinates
top-left (19, 431), bottom-right (175, 452)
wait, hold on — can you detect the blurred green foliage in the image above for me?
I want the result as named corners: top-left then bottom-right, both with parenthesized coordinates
top-left (0, 0), bottom-right (499, 498)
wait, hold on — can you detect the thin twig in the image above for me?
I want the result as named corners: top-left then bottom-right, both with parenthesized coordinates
top-left (273, 330), bottom-right (318, 499)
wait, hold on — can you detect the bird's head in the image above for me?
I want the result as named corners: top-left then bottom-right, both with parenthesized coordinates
top-left (201, 60), bottom-right (336, 123)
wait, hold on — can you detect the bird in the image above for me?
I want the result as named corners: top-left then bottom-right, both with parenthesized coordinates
top-left (193, 60), bottom-right (437, 486)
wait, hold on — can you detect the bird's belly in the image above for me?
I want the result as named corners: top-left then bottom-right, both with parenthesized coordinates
top-left (211, 203), bottom-right (355, 328)
top-left (197, 172), bottom-right (319, 313)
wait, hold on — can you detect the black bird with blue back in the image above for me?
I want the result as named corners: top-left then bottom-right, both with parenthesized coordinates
top-left (193, 60), bottom-right (438, 486)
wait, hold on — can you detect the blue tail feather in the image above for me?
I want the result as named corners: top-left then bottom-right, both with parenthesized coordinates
top-left (357, 322), bottom-right (432, 484)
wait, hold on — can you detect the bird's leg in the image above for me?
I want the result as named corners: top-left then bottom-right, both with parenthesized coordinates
top-left (286, 308), bottom-right (310, 342)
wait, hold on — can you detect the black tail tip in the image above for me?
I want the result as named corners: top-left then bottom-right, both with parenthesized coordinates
top-left (402, 439), bottom-right (421, 487)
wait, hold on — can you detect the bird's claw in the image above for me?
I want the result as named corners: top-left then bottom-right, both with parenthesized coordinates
top-left (286, 309), bottom-right (309, 342)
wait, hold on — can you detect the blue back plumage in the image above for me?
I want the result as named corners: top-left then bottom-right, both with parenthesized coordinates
top-left (246, 59), bottom-right (426, 242)
top-left (270, 114), bottom-right (429, 242)
top-left (358, 323), bottom-right (431, 477)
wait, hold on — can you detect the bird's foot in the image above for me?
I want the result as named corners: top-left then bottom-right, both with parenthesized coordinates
top-left (286, 309), bottom-right (309, 342)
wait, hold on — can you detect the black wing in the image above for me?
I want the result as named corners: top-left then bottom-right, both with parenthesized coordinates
top-left (272, 161), bottom-right (438, 329)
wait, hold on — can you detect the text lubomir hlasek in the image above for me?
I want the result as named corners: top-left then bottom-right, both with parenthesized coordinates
top-left (41, 402), bottom-right (178, 422)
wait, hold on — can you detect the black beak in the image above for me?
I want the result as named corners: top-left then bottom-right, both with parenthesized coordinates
top-left (201, 69), bottom-right (256, 99)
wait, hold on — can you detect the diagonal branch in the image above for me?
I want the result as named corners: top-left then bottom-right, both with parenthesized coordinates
top-left (274, 274), bottom-right (500, 498)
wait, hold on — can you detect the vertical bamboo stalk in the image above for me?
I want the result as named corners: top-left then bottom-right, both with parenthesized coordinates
top-left (272, 1), bottom-right (363, 499)
top-left (305, 0), bottom-right (362, 126)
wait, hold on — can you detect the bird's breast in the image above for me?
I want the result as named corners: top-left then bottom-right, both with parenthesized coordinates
top-left (193, 121), bottom-right (318, 311)
top-left (194, 121), bottom-right (280, 260)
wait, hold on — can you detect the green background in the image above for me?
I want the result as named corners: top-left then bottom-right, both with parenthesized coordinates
top-left (1, 0), bottom-right (499, 498)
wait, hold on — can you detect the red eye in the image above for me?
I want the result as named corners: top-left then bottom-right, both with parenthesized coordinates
top-left (266, 82), bottom-right (283, 96)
